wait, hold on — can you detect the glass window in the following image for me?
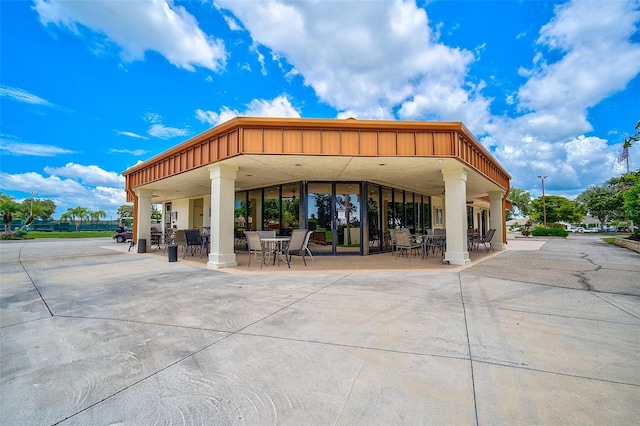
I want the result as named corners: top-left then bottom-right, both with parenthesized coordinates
top-left (263, 186), bottom-right (280, 231)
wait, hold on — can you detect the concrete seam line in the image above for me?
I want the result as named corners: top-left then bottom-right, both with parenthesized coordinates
top-left (458, 273), bottom-right (480, 426)
top-left (17, 243), bottom-right (53, 317)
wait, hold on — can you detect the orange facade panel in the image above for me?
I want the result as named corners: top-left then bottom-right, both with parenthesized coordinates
top-left (397, 132), bottom-right (416, 156)
top-left (415, 132), bottom-right (434, 156)
top-left (263, 129), bottom-right (282, 153)
top-left (283, 129), bottom-right (302, 153)
top-left (228, 130), bottom-right (240, 155)
top-left (434, 132), bottom-right (454, 156)
top-left (322, 130), bottom-right (340, 154)
top-left (123, 119), bottom-right (510, 193)
top-left (378, 131), bottom-right (397, 155)
top-left (341, 130), bottom-right (359, 155)
top-left (243, 129), bottom-right (263, 153)
top-left (302, 130), bottom-right (322, 153)
top-left (360, 131), bottom-right (379, 156)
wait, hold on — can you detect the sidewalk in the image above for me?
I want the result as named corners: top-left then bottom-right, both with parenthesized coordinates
top-left (1, 236), bottom-right (638, 425)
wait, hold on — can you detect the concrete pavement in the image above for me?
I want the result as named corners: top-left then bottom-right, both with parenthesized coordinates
top-left (1, 235), bottom-right (638, 425)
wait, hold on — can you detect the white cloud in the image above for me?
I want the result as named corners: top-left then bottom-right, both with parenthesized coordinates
top-left (117, 131), bottom-right (149, 140)
top-left (0, 85), bottom-right (56, 107)
top-left (222, 14), bottom-right (241, 31)
top-left (33, 0), bottom-right (227, 72)
top-left (147, 123), bottom-right (188, 139)
top-left (216, 0), bottom-right (489, 125)
top-left (196, 95), bottom-right (301, 126)
top-left (110, 148), bottom-right (148, 156)
top-left (44, 162), bottom-right (124, 186)
top-left (143, 112), bottom-right (162, 124)
top-left (516, 0), bottom-right (640, 138)
top-left (0, 170), bottom-right (126, 216)
top-left (0, 139), bottom-right (76, 156)
top-left (480, 0), bottom-right (640, 196)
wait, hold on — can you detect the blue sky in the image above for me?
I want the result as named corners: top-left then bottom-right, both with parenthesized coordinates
top-left (1, 0), bottom-right (639, 220)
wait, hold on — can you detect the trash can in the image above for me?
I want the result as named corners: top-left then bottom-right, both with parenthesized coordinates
top-left (137, 239), bottom-right (146, 253)
top-left (168, 244), bottom-right (178, 262)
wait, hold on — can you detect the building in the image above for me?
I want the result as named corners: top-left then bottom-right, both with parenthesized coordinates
top-left (123, 117), bottom-right (511, 267)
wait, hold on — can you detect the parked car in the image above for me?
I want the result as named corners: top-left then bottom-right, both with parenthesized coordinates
top-left (568, 227), bottom-right (585, 233)
top-left (604, 227), bottom-right (617, 232)
top-left (113, 227), bottom-right (132, 243)
top-left (616, 226), bottom-right (637, 232)
top-left (583, 228), bottom-right (600, 233)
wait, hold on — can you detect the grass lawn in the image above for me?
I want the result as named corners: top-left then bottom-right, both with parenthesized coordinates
top-left (26, 231), bottom-right (114, 239)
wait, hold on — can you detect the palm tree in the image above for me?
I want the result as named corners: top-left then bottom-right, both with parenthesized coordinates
top-left (59, 212), bottom-right (73, 223)
top-left (71, 206), bottom-right (89, 231)
top-left (89, 209), bottom-right (106, 230)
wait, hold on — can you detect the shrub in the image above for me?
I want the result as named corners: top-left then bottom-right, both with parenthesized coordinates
top-left (628, 231), bottom-right (640, 241)
top-left (531, 227), bottom-right (568, 237)
top-left (1, 228), bottom-right (30, 240)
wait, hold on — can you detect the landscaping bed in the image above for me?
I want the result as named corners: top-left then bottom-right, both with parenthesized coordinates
top-left (614, 238), bottom-right (640, 254)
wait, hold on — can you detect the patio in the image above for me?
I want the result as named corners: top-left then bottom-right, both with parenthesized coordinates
top-left (136, 239), bottom-right (503, 274)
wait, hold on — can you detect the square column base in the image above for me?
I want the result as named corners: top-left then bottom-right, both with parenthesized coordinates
top-left (444, 251), bottom-right (471, 265)
top-left (207, 253), bottom-right (237, 268)
top-left (492, 242), bottom-right (506, 251)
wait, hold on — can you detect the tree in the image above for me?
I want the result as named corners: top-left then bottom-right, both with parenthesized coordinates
top-left (72, 206), bottom-right (89, 230)
top-left (531, 195), bottom-right (581, 225)
top-left (117, 204), bottom-right (134, 219)
top-left (575, 185), bottom-right (619, 229)
top-left (507, 187), bottom-right (532, 218)
top-left (606, 169), bottom-right (640, 222)
top-left (0, 193), bottom-right (20, 231)
top-left (151, 205), bottom-right (162, 221)
top-left (89, 209), bottom-right (106, 229)
top-left (623, 181), bottom-right (640, 225)
top-left (19, 197), bottom-right (55, 225)
top-left (36, 199), bottom-right (56, 221)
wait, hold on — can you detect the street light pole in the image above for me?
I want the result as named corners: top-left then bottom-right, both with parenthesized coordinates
top-left (537, 176), bottom-right (547, 227)
top-left (30, 192), bottom-right (38, 217)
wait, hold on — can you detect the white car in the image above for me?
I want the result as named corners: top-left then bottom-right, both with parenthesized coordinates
top-left (583, 228), bottom-right (600, 233)
top-left (568, 227), bottom-right (585, 233)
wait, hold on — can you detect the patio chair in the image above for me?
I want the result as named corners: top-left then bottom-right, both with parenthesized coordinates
top-left (395, 229), bottom-right (421, 260)
top-left (283, 229), bottom-right (309, 267)
top-left (184, 228), bottom-right (206, 258)
top-left (476, 228), bottom-right (496, 251)
top-left (244, 231), bottom-right (267, 268)
top-left (301, 230), bottom-right (314, 262)
top-left (258, 230), bottom-right (275, 238)
top-left (258, 230), bottom-right (277, 253)
top-left (173, 229), bottom-right (186, 254)
top-left (389, 228), bottom-right (398, 255)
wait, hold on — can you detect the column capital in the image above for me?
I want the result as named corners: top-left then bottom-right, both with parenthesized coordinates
top-left (488, 190), bottom-right (505, 199)
top-left (135, 188), bottom-right (154, 198)
top-left (441, 167), bottom-right (468, 182)
top-left (209, 164), bottom-right (238, 180)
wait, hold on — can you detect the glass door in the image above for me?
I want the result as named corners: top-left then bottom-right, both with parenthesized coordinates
top-left (335, 183), bottom-right (361, 254)
top-left (307, 182), bottom-right (333, 255)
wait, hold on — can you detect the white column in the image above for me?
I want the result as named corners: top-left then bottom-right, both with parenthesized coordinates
top-left (207, 164), bottom-right (238, 268)
top-left (135, 188), bottom-right (153, 252)
top-left (489, 191), bottom-right (506, 251)
top-left (442, 167), bottom-right (470, 265)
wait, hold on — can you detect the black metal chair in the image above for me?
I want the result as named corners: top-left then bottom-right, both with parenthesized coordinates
top-left (183, 229), bottom-right (206, 258)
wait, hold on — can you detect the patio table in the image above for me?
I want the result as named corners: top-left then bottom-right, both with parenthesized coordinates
top-left (261, 236), bottom-right (291, 267)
